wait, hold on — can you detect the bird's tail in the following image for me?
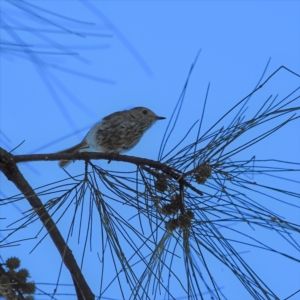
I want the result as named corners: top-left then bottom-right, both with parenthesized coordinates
top-left (58, 140), bottom-right (89, 168)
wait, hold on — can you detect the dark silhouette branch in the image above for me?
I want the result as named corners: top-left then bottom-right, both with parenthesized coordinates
top-left (12, 151), bottom-right (204, 197)
top-left (0, 148), bottom-right (94, 300)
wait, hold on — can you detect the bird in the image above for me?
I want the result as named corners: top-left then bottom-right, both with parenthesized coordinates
top-left (58, 107), bottom-right (166, 168)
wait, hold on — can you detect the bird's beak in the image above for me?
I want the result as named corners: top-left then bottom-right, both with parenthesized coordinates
top-left (156, 116), bottom-right (166, 120)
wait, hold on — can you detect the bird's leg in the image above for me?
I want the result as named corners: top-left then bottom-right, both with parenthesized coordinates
top-left (107, 152), bottom-right (119, 164)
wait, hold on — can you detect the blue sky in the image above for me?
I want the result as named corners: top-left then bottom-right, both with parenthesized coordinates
top-left (1, 1), bottom-right (300, 299)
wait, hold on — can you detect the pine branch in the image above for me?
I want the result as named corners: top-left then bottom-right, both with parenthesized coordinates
top-left (0, 148), bottom-right (94, 300)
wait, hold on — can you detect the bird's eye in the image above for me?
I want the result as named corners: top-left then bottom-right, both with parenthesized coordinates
top-left (142, 110), bottom-right (148, 115)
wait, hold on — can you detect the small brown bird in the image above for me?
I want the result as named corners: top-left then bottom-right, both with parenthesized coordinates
top-left (59, 107), bottom-right (166, 168)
